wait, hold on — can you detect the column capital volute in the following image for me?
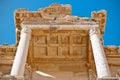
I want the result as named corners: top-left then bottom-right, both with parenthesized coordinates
top-left (89, 25), bottom-right (100, 36)
top-left (21, 26), bottom-right (31, 34)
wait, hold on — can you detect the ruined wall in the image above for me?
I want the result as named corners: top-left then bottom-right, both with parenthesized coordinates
top-left (104, 46), bottom-right (120, 76)
top-left (14, 4), bottom-right (71, 46)
top-left (0, 44), bottom-right (16, 75)
top-left (0, 4), bottom-right (120, 80)
top-left (91, 10), bottom-right (106, 35)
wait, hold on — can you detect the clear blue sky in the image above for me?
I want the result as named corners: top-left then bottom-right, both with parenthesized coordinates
top-left (0, 0), bottom-right (120, 46)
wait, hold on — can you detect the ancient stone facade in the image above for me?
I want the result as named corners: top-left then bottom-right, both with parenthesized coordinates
top-left (0, 4), bottom-right (120, 80)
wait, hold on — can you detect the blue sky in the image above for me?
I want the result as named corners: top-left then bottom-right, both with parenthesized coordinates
top-left (0, 0), bottom-right (120, 46)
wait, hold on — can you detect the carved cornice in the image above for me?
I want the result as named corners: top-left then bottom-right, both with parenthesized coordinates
top-left (91, 10), bottom-right (106, 35)
top-left (104, 46), bottom-right (120, 56)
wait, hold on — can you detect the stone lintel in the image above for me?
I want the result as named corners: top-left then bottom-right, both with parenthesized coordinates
top-left (21, 24), bottom-right (98, 31)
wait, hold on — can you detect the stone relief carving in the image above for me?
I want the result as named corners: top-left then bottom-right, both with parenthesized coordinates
top-left (48, 47), bottom-right (58, 56)
top-left (39, 4), bottom-right (71, 15)
top-left (61, 36), bottom-right (69, 44)
top-left (104, 46), bottom-right (120, 55)
top-left (32, 33), bottom-right (87, 58)
top-left (0, 46), bottom-right (16, 57)
top-left (92, 10), bottom-right (106, 35)
top-left (49, 36), bottom-right (58, 44)
top-left (73, 35), bottom-right (82, 44)
top-left (59, 47), bottom-right (69, 56)
top-left (34, 35), bottom-right (47, 45)
top-left (38, 47), bottom-right (47, 56)
top-left (1, 3), bottom-right (120, 80)
top-left (70, 47), bottom-right (82, 56)
top-left (33, 47), bottom-right (47, 58)
top-left (1, 48), bottom-right (6, 53)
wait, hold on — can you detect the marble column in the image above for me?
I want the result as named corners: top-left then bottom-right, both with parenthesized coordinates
top-left (10, 26), bottom-right (31, 77)
top-left (89, 26), bottom-right (111, 78)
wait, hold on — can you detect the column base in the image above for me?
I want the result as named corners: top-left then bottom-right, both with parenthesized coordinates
top-left (97, 77), bottom-right (119, 80)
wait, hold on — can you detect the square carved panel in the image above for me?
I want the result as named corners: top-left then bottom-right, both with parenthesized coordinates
top-left (58, 47), bottom-right (69, 56)
top-left (60, 36), bottom-right (69, 44)
top-left (72, 35), bottom-right (82, 44)
top-left (34, 35), bottom-right (47, 46)
top-left (34, 47), bottom-right (47, 58)
top-left (70, 47), bottom-right (82, 56)
top-left (48, 47), bottom-right (58, 56)
top-left (49, 36), bottom-right (58, 44)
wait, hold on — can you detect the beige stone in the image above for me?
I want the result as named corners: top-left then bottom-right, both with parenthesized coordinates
top-left (0, 4), bottom-right (120, 80)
